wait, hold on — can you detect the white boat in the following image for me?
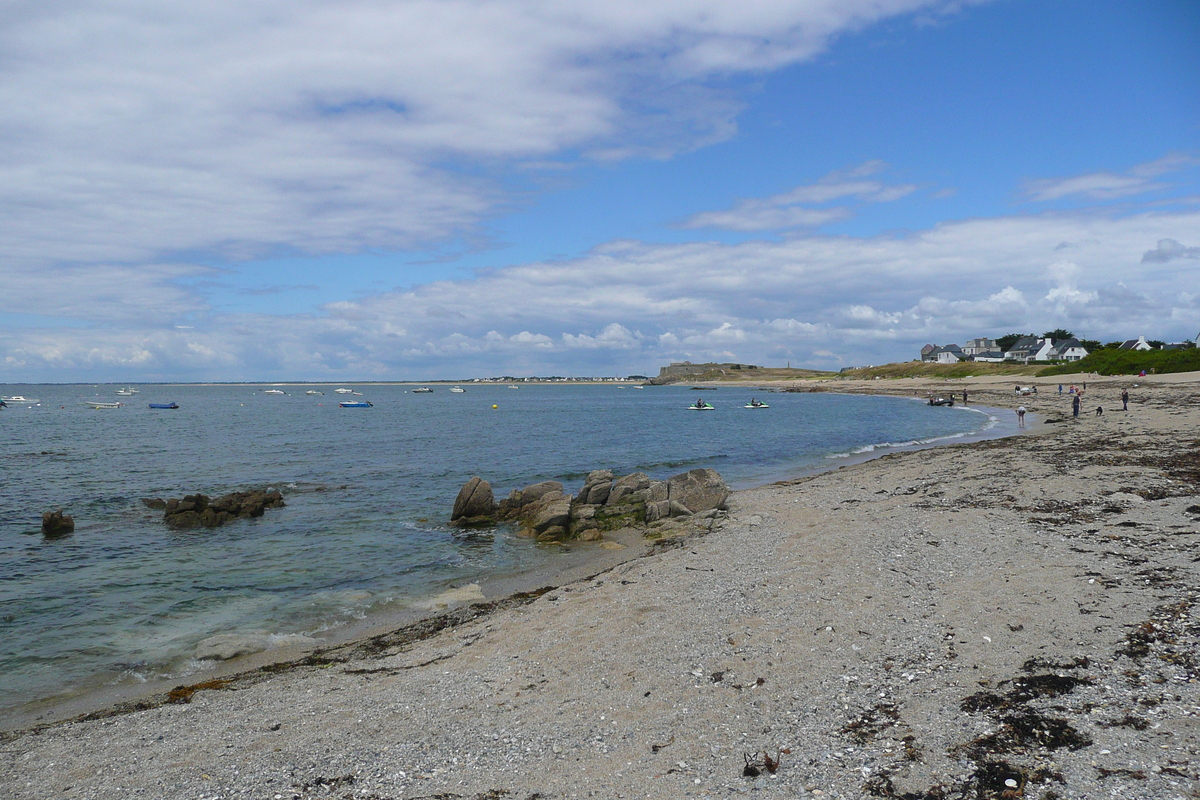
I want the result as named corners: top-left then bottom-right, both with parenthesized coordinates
top-left (334, 388), bottom-right (354, 394)
top-left (449, 386), bottom-right (466, 393)
top-left (411, 387), bottom-right (433, 393)
top-left (305, 390), bottom-right (324, 395)
top-left (507, 385), bottom-right (520, 389)
top-left (83, 400), bottom-right (122, 409)
top-left (115, 387), bottom-right (139, 396)
top-left (633, 385), bottom-right (645, 389)
top-left (263, 389), bottom-right (287, 395)
top-left (2, 395), bottom-right (41, 404)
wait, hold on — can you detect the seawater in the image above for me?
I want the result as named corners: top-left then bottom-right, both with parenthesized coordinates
top-left (0, 383), bottom-right (1000, 715)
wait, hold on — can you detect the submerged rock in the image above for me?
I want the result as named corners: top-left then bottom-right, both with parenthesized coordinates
top-left (163, 489), bottom-right (285, 529)
top-left (41, 509), bottom-right (75, 537)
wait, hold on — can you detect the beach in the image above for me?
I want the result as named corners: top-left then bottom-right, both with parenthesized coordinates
top-left (3, 373), bottom-right (1198, 799)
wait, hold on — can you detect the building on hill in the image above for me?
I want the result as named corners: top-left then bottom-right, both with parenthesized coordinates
top-left (961, 337), bottom-right (999, 355)
top-left (1003, 336), bottom-right (1041, 362)
top-left (1050, 338), bottom-right (1089, 361)
top-left (920, 344), bottom-right (938, 361)
top-left (921, 344), bottom-right (964, 362)
top-left (651, 361), bottom-right (760, 384)
top-left (1119, 336), bottom-right (1154, 351)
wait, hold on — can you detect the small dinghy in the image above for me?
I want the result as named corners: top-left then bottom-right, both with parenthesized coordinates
top-left (83, 400), bottom-right (122, 409)
top-left (928, 397), bottom-right (954, 407)
top-left (339, 400), bottom-right (373, 408)
top-left (148, 402), bottom-right (179, 409)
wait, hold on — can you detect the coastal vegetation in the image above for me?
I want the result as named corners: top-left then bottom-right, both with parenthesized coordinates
top-left (1037, 346), bottom-right (1200, 377)
top-left (838, 362), bottom-right (1041, 380)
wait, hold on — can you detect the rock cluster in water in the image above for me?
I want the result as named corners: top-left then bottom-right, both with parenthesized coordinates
top-left (450, 468), bottom-right (729, 541)
top-left (41, 509), bottom-right (75, 537)
top-left (143, 489), bottom-right (286, 529)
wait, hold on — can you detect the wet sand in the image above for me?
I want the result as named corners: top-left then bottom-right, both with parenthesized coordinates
top-left (3, 372), bottom-right (1198, 799)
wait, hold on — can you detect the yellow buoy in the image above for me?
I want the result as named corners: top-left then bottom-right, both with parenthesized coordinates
top-left (492, 404), bottom-right (498, 409)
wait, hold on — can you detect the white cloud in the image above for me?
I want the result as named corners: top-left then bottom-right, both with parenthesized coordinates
top-left (1142, 238), bottom-right (1200, 263)
top-left (0, 0), bottom-right (971, 269)
top-left (681, 160), bottom-right (918, 231)
top-left (1024, 152), bottom-right (1200, 202)
top-left (5, 205), bottom-right (1198, 380)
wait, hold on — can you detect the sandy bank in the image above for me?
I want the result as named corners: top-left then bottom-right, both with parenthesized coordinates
top-left (2, 376), bottom-right (1198, 799)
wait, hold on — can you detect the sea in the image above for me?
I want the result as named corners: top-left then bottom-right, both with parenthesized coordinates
top-left (0, 382), bottom-right (1008, 721)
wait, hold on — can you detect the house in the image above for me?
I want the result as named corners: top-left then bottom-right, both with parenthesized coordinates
top-left (1050, 338), bottom-right (1089, 361)
top-left (920, 344), bottom-right (939, 361)
top-left (969, 350), bottom-right (1006, 363)
top-left (926, 344), bottom-right (964, 363)
top-left (1003, 336), bottom-right (1041, 361)
top-left (1119, 336), bottom-right (1153, 351)
top-left (961, 337), bottom-right (999, 356)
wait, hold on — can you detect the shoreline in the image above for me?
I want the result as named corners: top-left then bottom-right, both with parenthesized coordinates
top-left (3, 375), bottom-right (1197, 799)
top-left (1, 393), bottom-right (1020, 734)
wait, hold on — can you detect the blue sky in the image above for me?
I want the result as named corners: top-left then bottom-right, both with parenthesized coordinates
top-left (1, 0), bottom-right (1198, 381)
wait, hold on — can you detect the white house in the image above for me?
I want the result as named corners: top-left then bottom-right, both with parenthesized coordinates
top-left (1119, 335), bottom-right (1153, 351)
top-left (961, 337), bottom-right (999, 356)
top-left (1052, 339), bottom-right (1089, 361)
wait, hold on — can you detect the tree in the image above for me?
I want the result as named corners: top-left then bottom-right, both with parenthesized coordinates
top-left (1078, 339), bottom-right (1102, 352)
top-left (997, 333), bottom-right (1033, 352)
top-left (1042, 328), bottom-right (1075, 341)
top-left (1148, 340), bottom-right (1166, 349)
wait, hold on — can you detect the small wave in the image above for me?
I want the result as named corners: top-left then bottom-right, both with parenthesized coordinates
top-left (825, 425), bottom-right (993, 460)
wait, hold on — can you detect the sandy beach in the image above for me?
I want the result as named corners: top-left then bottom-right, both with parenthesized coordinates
top-left (3, 373), bottom-right (1199, 799)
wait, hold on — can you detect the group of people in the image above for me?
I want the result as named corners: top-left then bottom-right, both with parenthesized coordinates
top-left (1019, 385), bottom-right (1131, 425)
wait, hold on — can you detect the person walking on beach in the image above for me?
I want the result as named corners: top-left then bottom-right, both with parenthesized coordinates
top-left (1072, 393), bottom-right (1081, 419)
top-left (1122, 388), bottom-right (1129, 411)
top-left (962, 389), bottom-right (968, 404)
top-left (1017, 405), bottom-right (1026, 428)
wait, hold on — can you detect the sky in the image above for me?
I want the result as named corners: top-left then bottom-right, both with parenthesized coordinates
top-left (1, 0), bottom-right (1198, 382)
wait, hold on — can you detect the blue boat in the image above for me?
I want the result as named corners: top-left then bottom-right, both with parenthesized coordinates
top-left (339, 401), bottom-right (373, 408)
top-left (148, 402), bottom-right (179, 409)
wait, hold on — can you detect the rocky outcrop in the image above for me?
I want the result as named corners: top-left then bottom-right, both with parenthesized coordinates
top-left (41, 509), bottom-right (75, 537)
top-left (453, 467), bottom-right (729, 542)
top-left (450, 477), bottom-right (497, 527)
top-left (161, 489), bottom-right (285, 529)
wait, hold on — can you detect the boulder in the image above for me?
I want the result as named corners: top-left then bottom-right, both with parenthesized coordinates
top-left (608, 472), bottom-right (651, 504)
top-left (41, 509), bottom-right (74, 536)
top-left (667, 468), bottom-right (729, 515)
top-left (141, 498), bottom-right (167, 510)
top-left (576, 470), bottom-right (614, 505)
top-left (451, 477), bottom-right (497, 526)
top-left (498, 480), bottom-right (564, 520)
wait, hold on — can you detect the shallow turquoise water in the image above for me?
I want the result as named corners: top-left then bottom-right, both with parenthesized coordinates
top-left (0, 383), bottom-right (998, 712)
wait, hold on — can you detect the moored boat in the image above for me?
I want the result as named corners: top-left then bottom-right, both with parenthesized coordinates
top-left (449, 386), bottom-right (466, 393)
top-left (148, 402), bottom-right (179, 409)
top-left (2, 395), bottom-right (41, 404)
top-left (334, 388), bottom-right (354, 394)
top-left (411, 387), bottom-right (433, 393)
top-left (83, 400), bottom-right (122, 409)
top-left (115, 387), bottom-right (139, 396)
top-left (263, 389), bottom-right (287, 395)
top-left (339, 400), bottom-right (373, 408)
top-left (305, 390), bottom-right (324, 395)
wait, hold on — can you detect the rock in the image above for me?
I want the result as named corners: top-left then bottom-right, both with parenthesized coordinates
top-left (646, 500), bottom-right (670, 522)
top-left (576, 470), bottom-right (614, 505)
top-left (141, 498), bottom-right (166, 510)
top-left (667, 468), bottom-right (729, 515)
top-left (497, 480), bottom-right (564, 520)
top-left (164, 489), bottom-right (286, 529)
top-left (528, 496), bottom-right (572, 533)
top-left (608, 472), bottom-right (651, 504)
top-left (669, 499), bottom-right (693, 517)
top-left (451, 477), bottom-right (497, 526)
top-left (41, 509), bottom-right (74, 536)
